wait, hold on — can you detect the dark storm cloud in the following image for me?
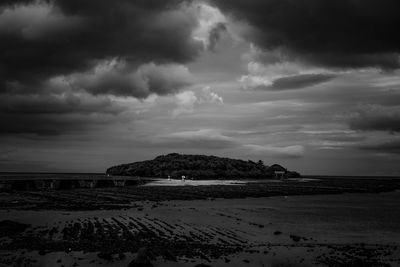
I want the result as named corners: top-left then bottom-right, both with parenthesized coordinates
top-left (350, 116), bottom-right (400, 133)
top-left (268, 74), bottom-right (336, 90)
top-left (0, 93), bottom-right (126, 135)
top-left (349, 105), bottom-right (400, 133)
top-left (0, 0), bottom-right (202, 92)
top-left (0, 0), bottom-right (206, 135)
top-left (0, 113), bottom-right (115, 136)
top-left (358, 140), bottom-right (400, 155)
top-left (213, 0), bottom-right (400, 69)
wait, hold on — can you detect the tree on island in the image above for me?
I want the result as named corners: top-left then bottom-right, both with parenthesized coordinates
top-left (107, 153), bottom-right (300, 179)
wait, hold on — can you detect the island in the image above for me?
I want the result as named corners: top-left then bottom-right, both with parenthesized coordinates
top-left (106, 153), bottom-right (300, 179)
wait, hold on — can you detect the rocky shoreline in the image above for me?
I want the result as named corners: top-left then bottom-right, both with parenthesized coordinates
top-left (1, 177), bottom-right (399, 210)
top-left (1, 177), bottom-right (400, 266)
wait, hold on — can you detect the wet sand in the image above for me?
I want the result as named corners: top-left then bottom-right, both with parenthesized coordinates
top-left (1, 178), bottom-right (400, 266)
top-left (142, 178), bottom-right (249, 186)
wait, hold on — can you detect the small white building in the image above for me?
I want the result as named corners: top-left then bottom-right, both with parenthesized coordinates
top-left (268, 164), bottom-right (288, 179)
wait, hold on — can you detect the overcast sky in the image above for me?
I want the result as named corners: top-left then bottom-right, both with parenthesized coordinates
top-left (1, 0), bottom-right (400, 175)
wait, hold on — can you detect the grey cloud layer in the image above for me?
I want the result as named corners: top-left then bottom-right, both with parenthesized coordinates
top-left (0, 0), bottom-right (202, 88)
top-left (1, 0), bottom-right (400, 174)
top-left (0, 0), bottom-right (205, 135)
top-left (213, 0), bottom-right (400, 69)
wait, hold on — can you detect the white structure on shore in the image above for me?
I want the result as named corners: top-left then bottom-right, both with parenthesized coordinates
top-left (268, 164), bottom-right (287, 179)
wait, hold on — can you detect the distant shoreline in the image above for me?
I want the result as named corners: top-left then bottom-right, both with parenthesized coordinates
top-left (1, 176), bottom-right (400, 210)
top-left (1, 172), bottom-right (400, 179)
